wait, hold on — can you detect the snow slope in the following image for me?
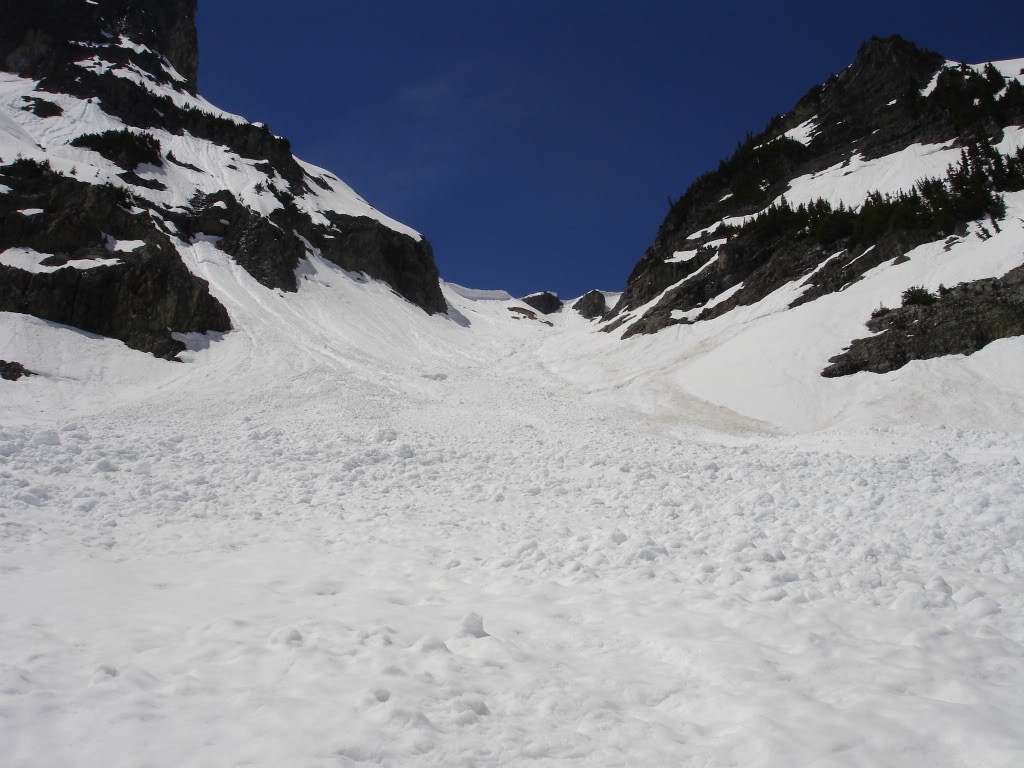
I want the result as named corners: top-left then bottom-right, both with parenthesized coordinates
top-left (575, 191), bottom-right (1024, 433)
top-left (3, 232), bottom-right (1024, 766)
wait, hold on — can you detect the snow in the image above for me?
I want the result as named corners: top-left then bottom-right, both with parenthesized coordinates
top-left (780, 139), bottom-right (965, 210)
top-left (0, 89), bottom-right (41, 157)
top-left (669, 237), bottom-right (728, 263)
top-left (754, 118), bottom-right (818, 151)
top-left (685, 220), bottom-right (723, 240)
top-left (103, 235), bottom-right (145, 252)
top-left (445, 283), bottom-right (514, 301)
top-left (0, 246), bottom-right (120, 273)
top-left (783, 116), bottom-right (818, 145)
top-left (568, 191), bottom-right (1024, 434)
top-left (671, 280), bottom-right (743, 322)
top-left (923, 56), bottom-right (1024, 97)
top-left (3, 244), bottom-right (1024, 765)
top-left (3, 185), bottom-right (1024, 768)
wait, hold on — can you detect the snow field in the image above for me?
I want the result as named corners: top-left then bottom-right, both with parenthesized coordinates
top-left (3, 269), bottom-right (1024, 765)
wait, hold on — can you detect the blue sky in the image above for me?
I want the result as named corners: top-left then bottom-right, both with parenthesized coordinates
top-left (197, 1), bottom-right (1022, 298)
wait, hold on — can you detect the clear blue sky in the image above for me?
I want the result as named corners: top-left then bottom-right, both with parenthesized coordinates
top-left (196, 1), bottom-right (1022, 298)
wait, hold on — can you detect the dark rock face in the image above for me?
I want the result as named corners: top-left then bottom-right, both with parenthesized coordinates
top-left (0, 360), bottom-right (34, 381)
top-left (572, 290), bottom-right (607, 320)
top-left (789, 231), bottom-right (938, 309)
top-left (318, 214), bottom-right (447, 315)
top-left (0, 159), bottom-right (230, 359)
top-left (612, 36), bottom-right (1024, 341)
top-left (620, 229), bottom-right (939, 339)
top-left (823, 265), bottom-right (1024, 377)
top-left (171, 192), bottom-right (447, 313)
top-left (520, 292), bottom-right (563, 315)
top-left (1, 0), bottom-right (199, 91)
top-left (70, 130), bottom-right (164, 172)
top-left (20, 96), bottom-right (62, 118)
top-left (508, 306), bottom-right (553, 326)
top-left (0, 251), bottom-right (231, 360)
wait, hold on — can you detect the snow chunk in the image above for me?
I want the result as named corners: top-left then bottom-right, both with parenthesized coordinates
top-left (103, 235), bottom-right (145, 253)
top-left (458, 612), bottom-right (489, 638)
top-left (0, 246), bottom-right (121, 273)
top-left (784, 117), bottom-right (818, 146)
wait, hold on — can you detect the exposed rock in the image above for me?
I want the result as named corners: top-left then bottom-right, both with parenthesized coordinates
top-left (170, 192), bottom-right (447, 312)
top-left (70, 130), bottom-right (163, 172)
top-left (520, 292), bottom-right (563, 315)
top-left (822, 265), bottom-right (1024, 377)
top-left (166, 152), bottom-right (203, 173)
top-left (508, 306), bottom-right (553, 326)
top-left (572, 290), bottom-right (607, 319)
top-left (317, 212), bottom-right (447, 315)
top-left (0, 158), bottom-right (230, 359)
top-left (20, 96), bottom-right (62, 118)
top-left (0, 360), bottom-right (34, 381)
top-left (0, 248), bottom-right (230, 360)
top-left (789, 230), bottom-right (940, 309)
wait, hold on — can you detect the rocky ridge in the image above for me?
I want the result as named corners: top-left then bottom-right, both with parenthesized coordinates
top-left (823, 265), bottom-right (1024, 376)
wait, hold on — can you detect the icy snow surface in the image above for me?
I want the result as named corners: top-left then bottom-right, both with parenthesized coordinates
top-left (3, 240), bottom-right (1024, 766)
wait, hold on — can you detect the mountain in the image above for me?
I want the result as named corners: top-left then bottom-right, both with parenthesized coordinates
top-left (607, 36), bottom-right (1024, 377)
top-left (0, 0), bottom-right (446, 360)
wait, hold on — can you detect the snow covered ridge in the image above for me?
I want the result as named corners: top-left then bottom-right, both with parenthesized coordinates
top-left (0, 0), bottom-right (447, 358)
top-left (609, 36), bottom-right (1024, 376)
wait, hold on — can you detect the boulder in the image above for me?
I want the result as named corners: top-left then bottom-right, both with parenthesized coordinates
top-left (572, 290), bottom-right (607, 320)
top-left (520, 292), bottom-right (563, 315)
top-left (0, 360), bottom-right (33, 381)
top-left (822, 265), bottom-right (1024, 377)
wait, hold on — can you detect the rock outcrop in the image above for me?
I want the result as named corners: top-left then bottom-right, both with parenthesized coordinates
top-left (572, 290), bottom-right (607, 320)
top-left (0, 360), bottom-right (34, 381)
top-left (0, 158), bottom-right (230, 358)
top-left (822, 266), bottom-right (1024, 376)
top-left (520, 292), bottom-right (563, 315)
